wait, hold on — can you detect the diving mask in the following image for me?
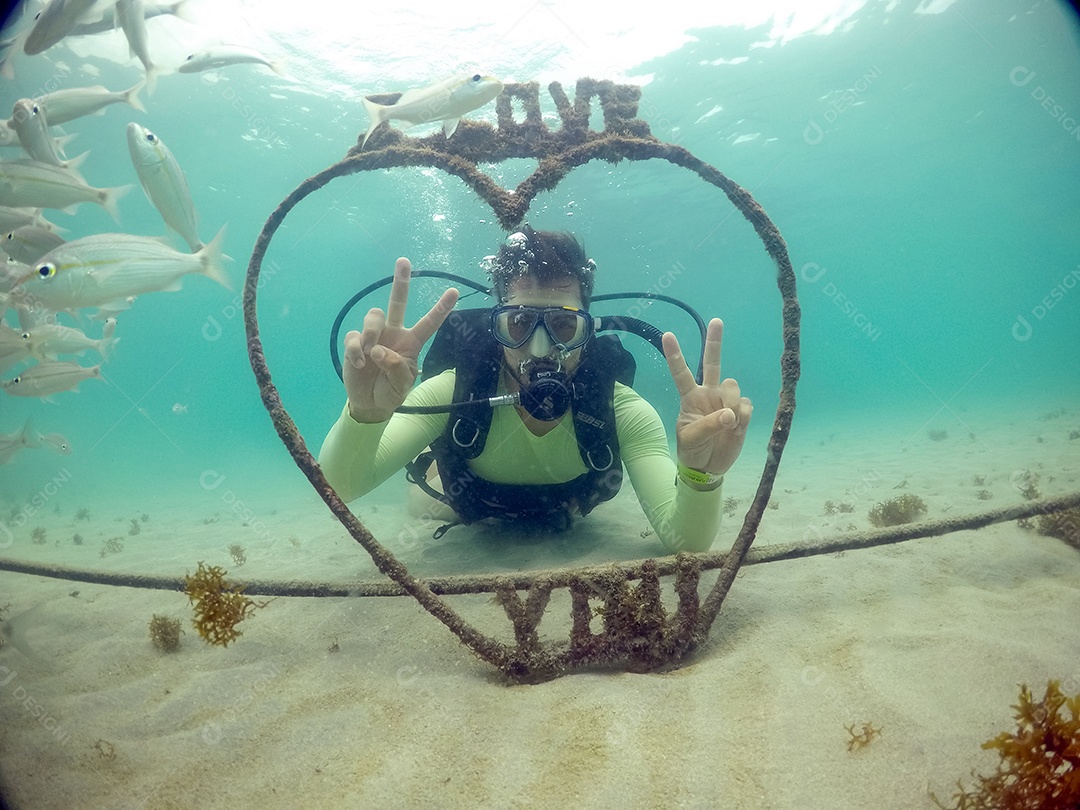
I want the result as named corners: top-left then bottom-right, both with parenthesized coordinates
top-left (491, 304), bottom-right (596, 351)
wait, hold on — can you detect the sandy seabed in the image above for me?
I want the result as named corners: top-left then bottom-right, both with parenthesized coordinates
top-left (1, 401), bottom-right (1078, 809)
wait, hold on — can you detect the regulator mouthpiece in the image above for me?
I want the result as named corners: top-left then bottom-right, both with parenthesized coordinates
top-left (518, 368), bottom-right (572, 421)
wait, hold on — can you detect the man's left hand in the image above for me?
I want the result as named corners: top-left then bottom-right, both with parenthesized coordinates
top-left (662, 318), bottom-right (753, 476)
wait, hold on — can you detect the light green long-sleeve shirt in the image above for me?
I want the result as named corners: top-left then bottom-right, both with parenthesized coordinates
top-left (318, 370), bottom-right (724, 552)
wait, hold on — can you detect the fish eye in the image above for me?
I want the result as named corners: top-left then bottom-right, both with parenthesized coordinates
top-left (36, 262), bottom-right (57, 279)
top-left (145, 132), bottom-right (157, 143)
top-left (472, 73), bottom-right (481, 82)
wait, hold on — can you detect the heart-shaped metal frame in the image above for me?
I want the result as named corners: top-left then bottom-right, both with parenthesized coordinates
top-left (244, 79), bottom-right (801, 682)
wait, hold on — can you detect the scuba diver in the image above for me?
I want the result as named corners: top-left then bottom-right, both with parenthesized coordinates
top-left (318, 226), bottom-right (752, 552)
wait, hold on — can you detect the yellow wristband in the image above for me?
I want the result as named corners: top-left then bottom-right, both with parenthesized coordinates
top-left (677, 464), bottom-right (723, 487)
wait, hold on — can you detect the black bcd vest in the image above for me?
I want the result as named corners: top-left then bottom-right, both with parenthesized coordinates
top-left (407, 308), bottom-right (636, 531)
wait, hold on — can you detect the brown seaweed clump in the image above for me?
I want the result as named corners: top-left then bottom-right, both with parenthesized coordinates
top-left (148, 614), bottom-right (183, 652)
top-left (846, 722), bottom-right (883, 751)
top-left (183, 561), bottom-right (260, 647)
top-left (933, 681), bottom-right (1080, 809)
top-left (1036, 507), bottom-right (1080, 551)
top-left (868, 494), bottom-right (928, 527)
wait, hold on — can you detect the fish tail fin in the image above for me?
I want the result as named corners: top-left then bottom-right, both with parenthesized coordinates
top-left (102, 335), bottom-right (120, 361)
top-left (37, 213), bottom-right (65, 234)
top-left (197, 226), bottom-right (231, 290)
top-left (125, 80), bottom-right (147, 113)
top-left (65, 150), bottom-right (91, 175)
top-left (144, 65), bottom-right (159, 96)
top-left (100, 185), bottom-right (132, 223)
top-left (360, 96), bottom-right (387, 150)
top-left (19, 417), bottom-right (37, 448)
top-left (54, 132), bottom-right (78, 156)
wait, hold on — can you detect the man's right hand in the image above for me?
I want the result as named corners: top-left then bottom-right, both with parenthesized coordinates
top-left (344, 257), bottom-right (459, 423)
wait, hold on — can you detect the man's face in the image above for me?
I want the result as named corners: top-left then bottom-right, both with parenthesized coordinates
top-left (501, 276), bottom-right (586, 374)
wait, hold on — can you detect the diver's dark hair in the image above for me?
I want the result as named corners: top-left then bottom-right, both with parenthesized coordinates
top-left (486, 224), bottom-right (596, 307)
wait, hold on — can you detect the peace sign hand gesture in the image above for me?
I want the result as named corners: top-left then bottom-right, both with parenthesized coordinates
top-left (662, 318), bottom-right (753, 476)
top-left (344, 257), bottom-right (459, 423)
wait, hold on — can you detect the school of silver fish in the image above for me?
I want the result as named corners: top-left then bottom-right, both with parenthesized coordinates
top-left (0, 0), bottom-right (283, 461)
top-left (0, 0), bottom-right (504, 464)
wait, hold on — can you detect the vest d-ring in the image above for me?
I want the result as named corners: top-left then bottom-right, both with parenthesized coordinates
top-left (585, 444), bottom-right (614, 472)
top-left (452, 418), bottom-right (480, 448)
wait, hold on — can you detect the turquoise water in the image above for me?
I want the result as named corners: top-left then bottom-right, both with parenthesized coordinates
top-left (2, 4), bottom-right (1080, 808)
top-left (1, 0), bottom-right (1078, 523)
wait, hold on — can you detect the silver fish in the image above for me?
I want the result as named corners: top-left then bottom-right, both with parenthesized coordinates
top-left (0, 206), bottom-right (59, 233)
top-left (116, 0), bottom-right (159, 95)
top-left (23, 0), bottom-right (104, 56)
top-left (2, 359), bottom-right (102, 397)
top-left (126, 123), bottom-right (201, 251)
top-left (7, 102), bottom-right (88, 179)
top-left (2, 226), bottom-right (66, 265)
top-left (0, 159), bottom-right (130, 220)
top-left (0, 323), bottom-right (31, 373)
top-left (23, 317), bottom-right (117, 360)
top-left (67, 0), bottom-right (190, 36)
top-left (9, 100), bottom-right (75, 169)
top-left (38, 432), bottom-right (72, 455)
top-left (11, 227), bottom-right (229, 311)
top-left (0, 418), bottom-right (70, 463)
top-left (178, 45), bottom-right (285, 76)
top-left (35, 82), bottom-right (146, 126)
top-left (360, 73), bottom-right (504, 149)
